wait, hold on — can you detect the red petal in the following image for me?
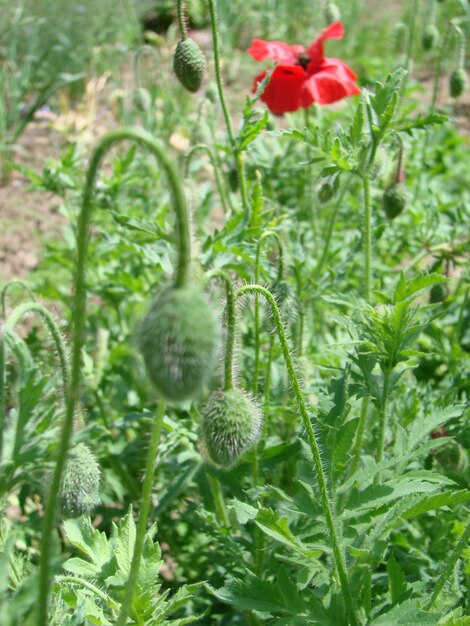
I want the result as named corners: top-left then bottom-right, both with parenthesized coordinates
top-left (254, 65), bottom-right (312, 115)
top-left (307, 21), bottom-right (345, 67)
top-left (248, 39), bottom-right (304, 63)
top-left (304, 57), bottom-right (360, 105)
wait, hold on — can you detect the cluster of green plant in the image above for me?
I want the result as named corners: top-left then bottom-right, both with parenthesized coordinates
top-left (1, 0), bottom-right (469, 625)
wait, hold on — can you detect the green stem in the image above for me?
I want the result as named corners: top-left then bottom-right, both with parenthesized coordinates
top-left (204, 269), bottom-right (235, 390)
top-left (234, 285), bottom-right (358, 626)
top-left (0, 325), bottom-right (5, 460)
top-left (116, 401), bottom-right (167, 626)
top-left (264, 335), bottom-right (275, 401)
top-left (351, 397), bottom-right (369, 475)
top-left (5, 302), bottom-right (70, 397)
top-left (206, 0), bottom-right (235, 149)
top-left (56, 575), bottom-right (120, 610)
top-left (1, 279), bottom-right (36, 318)
top-left (363, 176), bottom-right (372, 302)
top-left (176, 0), bottom-right (188, 40)
top-left (426, 520), bottom-right (470, 609)
top-left (404, 0), bottom-right (419, 74)
top-left (37, 127), bottom-right (191, 626)
top-left (315, 175), bottom-right (352, 278)
top-left (236, 151), bottom-right (250, 216)
top-left (376, 366), bottom-right (392, 464)
top-left (185, 143), bottom-right (230, 214)
top-left (253, 231), bottom-right (284, 396)
top-left (207, 474), bottom-right (230, 530)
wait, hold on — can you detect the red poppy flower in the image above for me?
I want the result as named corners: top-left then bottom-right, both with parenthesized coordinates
top-left (248, 22), bottom-right (360, 115)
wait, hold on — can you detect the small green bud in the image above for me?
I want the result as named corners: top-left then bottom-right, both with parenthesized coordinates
top-left (137, 284), bottom-right (218, 402)
top-left (58, 444), bottom-right (100, 519)
top-left (201, 388), bottom-right (262, 469)
top-left (227, 165), bottom-right (238, 192)
top-left (429, 282), bottom-right (449, 303)
top-left (422, 25), bottom-right (439, 51)
top-left (449, 67), bottom-right (468, 99)
top-left (324, 3), bottom-right (341, 25)
top-left (173, 38), bottom-right (206, 93)
top-left (317, 177), bottom-right (336, 204)
top-left (434, 440), bottom-right (468, 474)
top-left (382, 182), bottom-right (407, 219)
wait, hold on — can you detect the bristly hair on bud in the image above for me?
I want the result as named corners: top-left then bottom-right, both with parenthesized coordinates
top-left (201, 388), bottom-right (262, 469)
top-left (56, 444), bottom-right (101, 519)
top-left (173, 38), bottom-right (206, 92)
top-left (382, 182), bottom-right (407, 219)
top-left (137, 284), bottom-right (219, 403)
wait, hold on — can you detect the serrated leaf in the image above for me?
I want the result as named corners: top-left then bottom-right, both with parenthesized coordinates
top-left (387, 554), bottom-right (407, 602)
top-left (63, 518), bottom-right (110, 570)
top-left (369, 598), bottom-right (440, 624)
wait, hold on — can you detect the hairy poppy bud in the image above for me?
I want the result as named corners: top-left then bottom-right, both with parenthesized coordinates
top-left (324, 3), bottom-right (341, 25)
top-left (382, 182), bottom-right (407, 219)
top-left (57, 444), bottom-right (100, 519)
top-left (422, 25), bottom-right (439, 51)
top-left (138, 284), bottom-right (218, 402)
top-left (173, 38), bottom-right (206, 92)
top-left (429, 282), bottom-right (449, 303)
top-left (434, 440), bottom-right (468, 474)
top-left (201, 388), bottom-right (262, 469)
top-left (449, 68), bottom-right (467, 99)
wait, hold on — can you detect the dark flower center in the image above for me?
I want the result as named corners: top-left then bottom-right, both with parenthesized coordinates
top-left (296, 52), bottom-right (310, 69)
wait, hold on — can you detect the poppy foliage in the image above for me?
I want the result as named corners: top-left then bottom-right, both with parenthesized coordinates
top-left (248, 22), bottom-right (360, 114)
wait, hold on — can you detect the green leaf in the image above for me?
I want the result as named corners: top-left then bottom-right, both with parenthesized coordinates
top-left (387, 554), bottom-right (407, 603)
top-left (254, 508), bottom-right (325, 558)
top-left (369, 599), bottom-right (440, 624)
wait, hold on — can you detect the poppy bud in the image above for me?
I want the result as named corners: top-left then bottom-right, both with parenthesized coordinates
top-left (391, 23), bottom-right (408, 54)
top-left (382, 182), bottom-right (407, 219)
top-left (317, 177), bottom-right (336, 204)
top-left (173, 38), bottom-right (206, 93)
top-left (449, 68), bottom-right (467, 99)
top-left (201, 388), bottom-right (262, 469)
top-left (422, 25), bottom-right (439, 51)
top-left (228, 165), bottom-right (239, 192)
top-left (434, 440), bottom-right (468, 474)
top-left (324, 3), bottom-right (341, 25)
top-left (429, 282), bottom-right (449, 303)
top-left (57, 444), bottom-right (101, 519)
top-left (137, 284), bottom-right (218, 402)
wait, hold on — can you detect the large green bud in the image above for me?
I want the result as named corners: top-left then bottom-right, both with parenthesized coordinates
top-left (421, 25), bottom-right (439, 51)
top-left (173, 38), bottom-right (206, 92)
top-left (449, 68), bottom-right (467, 99)
top-left (434, 440), bottom-right (468, 474)
top-left (382, 182), bottom-right (407, 219)
top-left (58, 444), bottom-right (101, 519)
top-left (137, 284), bottom-right (218, 402)
top-left (201, 388), bottom-right (262, 469)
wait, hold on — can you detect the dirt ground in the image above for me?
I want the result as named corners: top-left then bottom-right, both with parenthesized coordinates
top-left (0, 48), bottom-right (469, 285)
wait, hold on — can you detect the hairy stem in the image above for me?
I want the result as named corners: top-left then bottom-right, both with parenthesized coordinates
top-left (376, 366), bottom-right (392, 464)
top-left (116, 401), bottom-right (167, 625)
top-left (5, 302), bottom-right (70, 397)
top-left (1, 279), bottom-right (36, 318)
top-left (235, 285), bottom-right (358, 626)
top-left (176, 0), bottom-right (188, 40)
top-left (351, 397), bottom-right (369, 475)
top-left (38, 127), bottom-right (190, 626)
top-left (204, 269), bottom-right (235, 390)
top-left (363, 176), bottom-right (372, 302)
top-left (253, 231), bottom-right (284, 396)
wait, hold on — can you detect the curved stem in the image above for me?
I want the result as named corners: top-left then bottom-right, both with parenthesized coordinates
top-left (253, 232), bottom-right (284, 396)
top-left (38, 127), bottom-right (191, 626)
top-left (176, 0), bottom-right (188, 40)
top-left (116, 400), bottom-right (167, 626)
top-left (363, 176), bottom-right (372, 302)
top-left (1, 279), bottom-right (36, 318)
top-left (5, 302), bottom-right (70, 397)
top-left (204, 269), bottom-right (235, 390)
top-left (234, 285), bottom-right (358, 626)
top-left (185, 143), bottom-right (230, 214)
top-left (133, 44), bottom-right (162, 90)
